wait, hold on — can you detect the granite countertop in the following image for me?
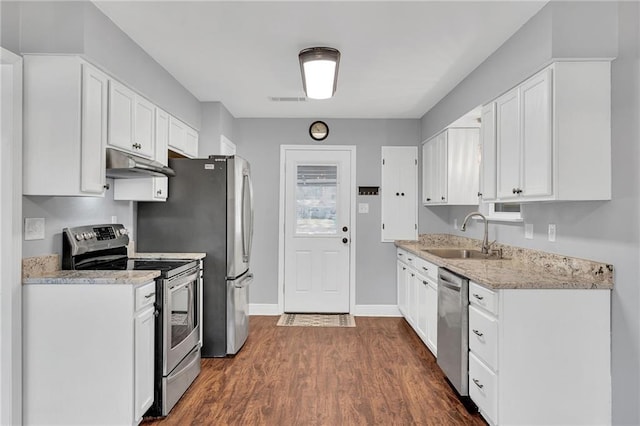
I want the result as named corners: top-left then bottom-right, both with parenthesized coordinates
top-left (131, 252), bottom-right (206, 260)
top-left (21, 252), bottom-right (204, 285)
top-left (396, 234), bottom-right (613, 290)
top-left (23, 270), bottom-right (160, 285)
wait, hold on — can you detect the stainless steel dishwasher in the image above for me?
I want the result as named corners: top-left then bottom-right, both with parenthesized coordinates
top-left (437, 268), bottom-right (469, 396)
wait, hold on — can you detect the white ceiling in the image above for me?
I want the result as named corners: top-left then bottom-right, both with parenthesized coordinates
top-left (94, 1), bottom-right (546, 119)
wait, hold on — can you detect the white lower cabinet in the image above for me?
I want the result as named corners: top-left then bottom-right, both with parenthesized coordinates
top-left (23, 281), bottom-right (156, 425)
top-left (396, 248), bottom-right (437, 356)
top-left (468, 281), bottom-right (611, 426)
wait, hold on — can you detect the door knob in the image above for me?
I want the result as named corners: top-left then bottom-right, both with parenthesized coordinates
top-left (342, 237), bottom-right (348, 244)
top-left (342, 226), bottom-right (348, 232)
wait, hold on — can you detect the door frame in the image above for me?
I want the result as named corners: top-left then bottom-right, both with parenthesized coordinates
top-left (277, 145), bottom-right (357, 314)
top-left (0, 47), bottom-right (23, 426)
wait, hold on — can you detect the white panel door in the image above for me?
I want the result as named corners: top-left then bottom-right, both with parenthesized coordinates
top-left (284, 149), bottom-right (352, 313)
top-left (480, 103), bottom-right (497, 201)
top-left (108, 80), bottom-right (135, 152)
top-left (133, 96), bottom-right (155, 159)
top-left (520, 68), bottom-right (553, 198)
top-left (496, 88), bottom-right (521, 199)
top-left (381, 146), bottom-right (417, 241)
top-left (80, 63), bottom-right (108, 195)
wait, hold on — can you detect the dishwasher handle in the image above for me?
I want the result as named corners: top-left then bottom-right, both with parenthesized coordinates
top-left (438, 273), bottom-right (463, 290)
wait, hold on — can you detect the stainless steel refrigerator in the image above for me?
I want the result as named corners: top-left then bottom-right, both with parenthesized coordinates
top-left (137, 155), bottom-right (254, 357)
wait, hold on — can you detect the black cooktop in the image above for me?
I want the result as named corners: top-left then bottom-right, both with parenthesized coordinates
top-left (76, 257), bottom-right (195, 277)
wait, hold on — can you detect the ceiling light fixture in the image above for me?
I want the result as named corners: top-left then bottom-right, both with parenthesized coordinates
top-left (299, 47), bottom-right (341, 100)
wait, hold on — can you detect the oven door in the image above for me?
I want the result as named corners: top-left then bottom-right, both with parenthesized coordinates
top-left (163, 268), bottom-right (201, 375)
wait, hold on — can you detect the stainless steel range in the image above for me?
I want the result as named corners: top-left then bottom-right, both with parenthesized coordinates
top-left (62, 223), bottom-right (201, 417)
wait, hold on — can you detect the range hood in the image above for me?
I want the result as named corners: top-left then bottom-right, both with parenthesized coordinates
top-left (105, 148), bottom-right (176, 179)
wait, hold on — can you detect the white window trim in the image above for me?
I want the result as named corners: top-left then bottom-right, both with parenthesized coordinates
top-left (478, 201), bottom-right (524, 223)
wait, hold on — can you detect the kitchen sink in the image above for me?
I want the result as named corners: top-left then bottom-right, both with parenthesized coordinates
top-left (422, 248), bottom-right (504, 260)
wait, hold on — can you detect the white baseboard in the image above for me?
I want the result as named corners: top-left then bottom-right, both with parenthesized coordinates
top-left (352, 304), bottom-right (402, 317)
top-left (248, 303), bottom-right (280, 316)
top-left (249, 304), bottom-right (402, 317)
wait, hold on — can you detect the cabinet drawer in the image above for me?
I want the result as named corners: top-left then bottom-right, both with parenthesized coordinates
top-left (396, 248), bottom-right (414, 267)
top-left (469, 352), bottom-right (498, 425)
top-left (135, 282), bottom-right (156, 311)
top-left (412, 256), bottom-right (438, 282)
top-left (469, 305), bottom-right (498, 370)
top-left (469, 281), bottom-right (498, 315)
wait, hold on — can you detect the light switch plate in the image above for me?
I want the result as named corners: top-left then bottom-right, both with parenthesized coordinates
top-left (524, 223), bottom-right (534, 239)
top-left (358, 203), bottom-right (369, 214)
top-left (454, 218), bottom-right (458, 230)
top-left (24, 218), bottom-right (45, 241)
top-left (548, 224), bottom-right (556, 242)
top-left (111, 215), bottom-right (118, 224)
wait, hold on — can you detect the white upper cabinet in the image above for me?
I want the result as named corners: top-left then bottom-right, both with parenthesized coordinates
top-left (108, 80), bottom-right (155, 159)
top-left (169, 116), bottom-right (199, 158)
top-left (422, 128), bottom-right (480, 206)
top-left (23, 55), bottom-right (108, 197)
top-left (381, 146), bottom-right (418, 242)
top-left (485, 61), bottom-right (611, 202)
top-left (114, 108), bottom-right (169, 202)
top-left (479, 103), bottom-right (497, 201)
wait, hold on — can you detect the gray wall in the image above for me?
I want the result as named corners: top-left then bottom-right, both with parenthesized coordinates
top-left (419, 2), bottom-right (639, 424)
top-left (199, 102), bottom-right (236, 157)
top-left (22, 181), bottom-right (135, 259)
top-left (233, 119), bottom-right (420, 306)
top-left (2, 1), bottom-right (201, 130)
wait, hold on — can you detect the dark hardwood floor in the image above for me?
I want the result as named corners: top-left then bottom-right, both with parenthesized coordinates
top-left (143, 316), bottom-right (486, 425)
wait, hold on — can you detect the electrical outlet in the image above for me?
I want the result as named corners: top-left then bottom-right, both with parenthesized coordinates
top-left (454, 218), bottom-right (458, 230)
top-left (358, 203), bottom-right (369, 214)
top-left (111, 215), bottom-right (118, 224)
top-left (548, 224), bottom-right (556, 242)
top-left (24, 218), bottom-right (45, 241)
top-left (524, 223), bottom-right (534, 239)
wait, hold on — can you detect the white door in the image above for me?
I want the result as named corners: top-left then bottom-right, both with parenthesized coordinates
top-left (283, 148), bottom-right (353, 313)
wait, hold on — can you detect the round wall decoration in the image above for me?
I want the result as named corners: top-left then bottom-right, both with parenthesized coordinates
top-left (309, 121), bottom-right (329, 141)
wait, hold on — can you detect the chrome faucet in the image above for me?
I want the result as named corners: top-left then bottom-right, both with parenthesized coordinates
top-left (461, 211), bottom-right (492, 254)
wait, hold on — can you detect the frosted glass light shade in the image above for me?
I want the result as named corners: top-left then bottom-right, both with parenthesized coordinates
top-left (299, 47), bottom-right (340, 100)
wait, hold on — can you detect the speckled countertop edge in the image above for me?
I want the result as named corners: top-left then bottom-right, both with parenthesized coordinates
top-left (396, 234), bottom-right (613, 290)
top-left (23, 270), bottom-right (161, 285)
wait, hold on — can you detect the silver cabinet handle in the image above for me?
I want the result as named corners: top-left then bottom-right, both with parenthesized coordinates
top-left (472, 378), bottom-right (484, 389)
top-left (472, 329), bottom-right (484, 337)
top-left (144, 292), bottom-right (154, 299)
top-left (407, 258), bottom-right (413, 261)
top-left (398, 253), bottom-right (403, 256)
top-left (422, 280), bottom-right (427, 285)
top-left (473, 293), bottom-right (484, 300)
top-left (422, 267), bottom-right (428, 271)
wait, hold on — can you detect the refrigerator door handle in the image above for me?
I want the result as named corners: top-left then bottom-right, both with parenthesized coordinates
top-left (234, 273), bottom-right (254, 288)
top-left (241, 171), bottom-right (254, 263)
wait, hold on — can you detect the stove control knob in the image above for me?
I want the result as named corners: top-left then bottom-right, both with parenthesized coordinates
top-left (75, 233), bottom-right (83, 241)
top-left (82, 232), bottom-right (89, 240)
top-left (120, 228), bottom-right (128, 236)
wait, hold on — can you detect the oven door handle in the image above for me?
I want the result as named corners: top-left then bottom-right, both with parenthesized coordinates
top-left (168, 271), bottom-right (199, 291)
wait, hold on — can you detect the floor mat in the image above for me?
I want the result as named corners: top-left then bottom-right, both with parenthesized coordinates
top-left (276, 313), bottom-right (356, 327)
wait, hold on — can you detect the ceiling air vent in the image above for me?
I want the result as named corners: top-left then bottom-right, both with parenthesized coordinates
top-left (269, 96), bottom-right (307, 102)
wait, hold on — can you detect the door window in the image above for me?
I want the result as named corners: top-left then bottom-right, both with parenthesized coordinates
top-left (295, 164), bottom-right (338, 235)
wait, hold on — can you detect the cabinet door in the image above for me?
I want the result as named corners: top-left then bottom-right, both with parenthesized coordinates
top-left (416, 275), bottom-right (429, 342)
top-left (496, 88), bottom-right (521, 199)
top-left (397, 261), bottom-right (408, 317)
top-left (436, 132), bottom-right (448, 203)
top-left (134, 306), bottom-right (155, 422)
top-left (185, 127), bottom-right (199, 158)
top-left (134, 96), bottom-right (155, 159)
top-left (406, 270), bottom-right (417, 327)
top-left (520, 68), bottom-right (553, 198)
top-left (155, 108), bottom-right (169, 166)
top-left (80, 64), bottom-right (108, 195)
top-left (108, 80), bottom-right (135, 152)
top-left (480, 103), bottom-right (497, 201)
top-left (153, 177), bottom-right (168, 201)
top-left (381, 147), bottom-right (417, 241)
top-left (447, 129), bottom-right (480, 205)
top-left (169, 116), bottom-right (187, 154)
top-left (426, 281), bottom-right (438, 356)
top-left (422, 139), bottom-right (438, 204)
